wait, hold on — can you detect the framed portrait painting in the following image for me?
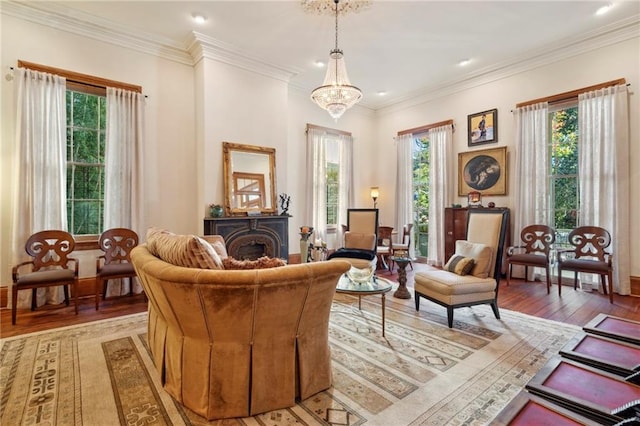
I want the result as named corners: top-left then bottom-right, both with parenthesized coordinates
top-left (458, 147), bottom-right (507, 196)
top-left (468, 108), bottom-right (498, 146)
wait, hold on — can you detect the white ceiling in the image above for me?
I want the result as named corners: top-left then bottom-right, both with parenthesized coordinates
top-left (17, 1), bottom-right (640, 110)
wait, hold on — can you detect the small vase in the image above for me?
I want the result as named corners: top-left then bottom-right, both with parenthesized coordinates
top-left (210, 206), bottom-right (223, 218)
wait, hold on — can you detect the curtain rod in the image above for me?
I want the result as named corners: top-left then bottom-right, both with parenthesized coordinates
top-left (513, 78), bottom-right (627, 110)
top-left (397, 119), bottom-right (454, 136)
top-left (8, 64), bottom-right (147, 97)
top-left (306, 123), bottom-right (352, 136)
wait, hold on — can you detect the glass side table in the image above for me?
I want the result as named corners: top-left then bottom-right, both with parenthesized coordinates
top-left (389, 256), bottom-right (412, 299)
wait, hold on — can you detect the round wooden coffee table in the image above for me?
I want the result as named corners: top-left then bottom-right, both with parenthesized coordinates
top-left (335, 275), bottom-right (392, 337)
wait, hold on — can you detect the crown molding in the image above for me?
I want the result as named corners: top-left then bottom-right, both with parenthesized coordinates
top-left (1, 1), bottom-right (193, 65)
top-left (375, 15), bottom-right (640, 115)
top-left (186, 32), bottom-right (300, 83)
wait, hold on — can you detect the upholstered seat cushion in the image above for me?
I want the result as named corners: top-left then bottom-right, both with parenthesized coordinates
top-left (508, 253), bottom-right (548, 266)
top-left (16, 269), bottom-right (75, 285)
top-left (559, 258), bottom-right (610, 273)
top-left (414, 270), bottom-right (496, 305)
top-left (97, 262), bottom-right (135, 277)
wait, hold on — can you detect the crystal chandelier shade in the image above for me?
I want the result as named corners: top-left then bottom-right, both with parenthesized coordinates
top-left (309, 0), bottom-right (363, 120)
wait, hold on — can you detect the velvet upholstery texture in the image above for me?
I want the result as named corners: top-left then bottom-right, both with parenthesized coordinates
top-left (131, 243), bottom-right (351, 420)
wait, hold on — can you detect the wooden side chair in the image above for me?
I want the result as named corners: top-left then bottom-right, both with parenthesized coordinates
top-left (96, 227), bottom-right (139, 309)
top-left (11, 230), bottom-right (79, 325)
top-left (557, 226), bottom-right (614, 303)
top-left (376, 226), bottom-right (393, 270)
top-left (390, 223), bottom-right (414, 271)
top-left (506, 224), bottom-right (556, 294)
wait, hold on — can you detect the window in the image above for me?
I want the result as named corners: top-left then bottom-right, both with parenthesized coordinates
top-left (66, 89), bottom-right (106, 235)
top-left (325, 137), bottom-right (340, 227)
top-left (548, 103), bottom-right (579, 246)
top-left (412, 133), bottom-right (430, 258)
top-left (326, 162), bottom-right (339, 226)
top-left (18, 60), bottom-right (143, 237)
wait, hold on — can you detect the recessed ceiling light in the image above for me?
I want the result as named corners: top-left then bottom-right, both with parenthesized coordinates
top-left (377, 91), bottom-right (387, 96)
top-left (314, 60), bottom-right (326, 68)
top-left (596, 3), bottom-right (613, 15)
top-left (192, 13), bottom-right (207, 24)
top-left (459, 59), bottom-right (471, 67)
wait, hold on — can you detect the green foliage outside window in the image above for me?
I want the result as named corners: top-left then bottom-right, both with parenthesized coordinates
top-left (66, 90), bottom-right (106, 235)
top-left (326, 162), bottom-right (339, 225)
top-left (549, 107), bottom-right (578, 233)
top-left (413, 135), bottom-right (430, 257)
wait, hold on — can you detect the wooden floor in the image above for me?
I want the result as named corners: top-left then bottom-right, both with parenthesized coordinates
top-left (2, 262), bottom-right (638, 338)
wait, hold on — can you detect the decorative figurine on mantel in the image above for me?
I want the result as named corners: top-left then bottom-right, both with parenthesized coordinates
top-left (279, 193), bottom-right (291, 216)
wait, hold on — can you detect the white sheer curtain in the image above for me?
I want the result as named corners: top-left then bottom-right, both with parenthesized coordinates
top-left (578, 85), bottom-right (630, 295)
top-left (394, 133), bottom-right (413, 257)
top-left (306, 127), bottom-right (328, 241)
top-left (514, 102), bottom-right (550, 231)
top-left (337, 133), bottom-right (354, 247)
top-left (427, 124), bottom-right (453, 266)
top-left (11, 68), bottom-right (67, 308)
top-left (104, 87), bottom-right (146, 296)
top-left (306, 128), bottom-right (353, 248)
top-left (513, 102), bottom-right (549, 280)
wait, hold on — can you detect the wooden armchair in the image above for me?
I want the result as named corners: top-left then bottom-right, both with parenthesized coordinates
top-left (11, 230), bottom-right (79, 325)
top-left (506, 224), bottom-right (556, 294)
top-left (390, 223), bottom-right (413, 271)
top-left (96, 227), bottom-right (140, 309)
top-left (557, 226), bottom-right (613, 303)
top-left (376, 226), bottom-right (393, 270)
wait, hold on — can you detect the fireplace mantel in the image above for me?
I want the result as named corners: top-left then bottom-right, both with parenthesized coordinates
top-left (204, 216), bottom-right (289, 261)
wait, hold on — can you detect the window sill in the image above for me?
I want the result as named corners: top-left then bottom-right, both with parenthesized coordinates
top-left (74, 235), bottom-right (99, 251)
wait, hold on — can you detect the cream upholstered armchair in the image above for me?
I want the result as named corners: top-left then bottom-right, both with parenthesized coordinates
top-left (328, 209), bottom-right (378, 269)
top-left (414, 209), bottom-right (509, 328)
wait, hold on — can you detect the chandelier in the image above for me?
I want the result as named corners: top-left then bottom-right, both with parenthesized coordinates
top-left (309, 0), bottom-right (363, 120)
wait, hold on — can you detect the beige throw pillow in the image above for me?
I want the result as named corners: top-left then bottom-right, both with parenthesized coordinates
top-left (454, 240), bottom-right (493, 278)
top-left (146, 227), bottom-right (223, 270)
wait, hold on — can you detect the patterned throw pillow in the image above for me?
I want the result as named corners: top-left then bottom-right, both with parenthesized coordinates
top-left (146, 227), bottom-right (223, 270)
top-left (444, 255), bottom-right (475, 276)
top-left (222, 256), bottom-right (286, 270)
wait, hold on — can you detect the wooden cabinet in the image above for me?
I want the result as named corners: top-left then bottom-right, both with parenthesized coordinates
top-left (444, 207), bottom-right (510, 274)
top-left (444, 207), bottom-right (469, 262)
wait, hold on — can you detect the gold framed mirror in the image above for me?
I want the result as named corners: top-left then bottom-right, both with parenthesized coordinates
top-left (222, 142), bottom-right (277, 215)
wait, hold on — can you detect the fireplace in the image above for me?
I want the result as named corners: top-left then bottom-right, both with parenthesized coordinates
top-left (204, 216), bottom-right (289, 261)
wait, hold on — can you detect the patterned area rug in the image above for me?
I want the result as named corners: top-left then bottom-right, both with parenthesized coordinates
top-left (0, 293), bottom-right (580, 425)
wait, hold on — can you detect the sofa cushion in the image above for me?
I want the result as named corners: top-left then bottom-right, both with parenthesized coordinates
top-left (222, 256), bottom-right (286, 270)
top-left (444, 255), bottom-right (475, 276)
top-left (454, 240), bottom-right (493, 278)
top-left (199, 235), bottom-right (229, 259)
top-left (146, 227), bottom-right (223, 269)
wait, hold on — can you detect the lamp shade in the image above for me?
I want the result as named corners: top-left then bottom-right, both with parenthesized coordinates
top-left (370, 187), bottom-right (379, 199)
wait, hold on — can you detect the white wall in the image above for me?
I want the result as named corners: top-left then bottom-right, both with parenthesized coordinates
top-left (373, 37), bottom-right (640, 275)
